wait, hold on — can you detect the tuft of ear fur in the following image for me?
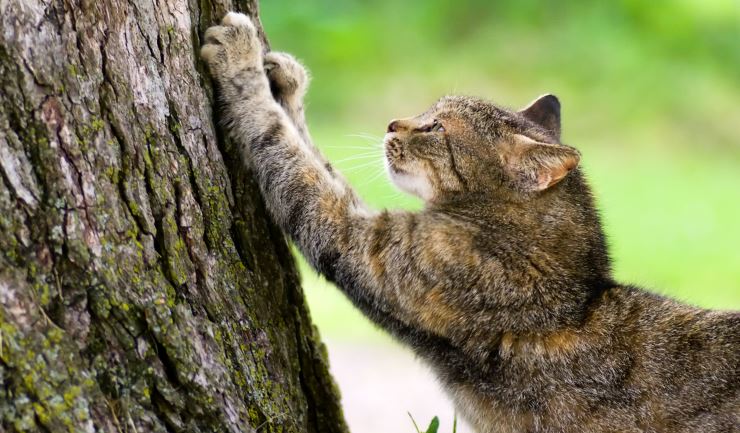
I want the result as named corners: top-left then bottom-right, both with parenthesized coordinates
top-left (519, 94), bottom-right (561, 139)
top-left (501, 135), bottom-right (580, 191)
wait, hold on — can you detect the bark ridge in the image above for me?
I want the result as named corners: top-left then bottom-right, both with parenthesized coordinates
top-left (0, 0), bottom-right (347, 431)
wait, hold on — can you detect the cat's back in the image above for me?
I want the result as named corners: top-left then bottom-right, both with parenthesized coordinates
top-left (610, 286), bottom-right (740, 431)
top-left (398, 208), bottom-right (739, 432)
top-left (437, 285), bottom-right (739, 433)
top-left (538, 286), bottom-right (738, 432)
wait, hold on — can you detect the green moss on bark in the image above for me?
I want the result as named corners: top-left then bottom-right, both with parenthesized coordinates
top-left (0, 1), bottom-right (347, 432)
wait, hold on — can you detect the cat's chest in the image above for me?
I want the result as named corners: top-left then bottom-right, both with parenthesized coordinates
top-left (447, 382), bottom-right (535, 433)
top-left (446, 381), bottom-right (593, 433)
top-left (427, 341), bottom-right (602, 433)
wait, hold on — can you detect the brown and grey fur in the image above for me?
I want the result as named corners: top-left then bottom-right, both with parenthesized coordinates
top-left (201, 13), bottom-right (740, 433)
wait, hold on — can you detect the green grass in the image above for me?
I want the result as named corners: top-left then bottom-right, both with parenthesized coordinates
top-left (409, 414), bottom-right (444, 433)
top-left (262, 0), bottom-right (740, 340)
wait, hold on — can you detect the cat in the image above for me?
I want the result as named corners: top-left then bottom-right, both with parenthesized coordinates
top-left (201, 13), bottom-right (740, 433)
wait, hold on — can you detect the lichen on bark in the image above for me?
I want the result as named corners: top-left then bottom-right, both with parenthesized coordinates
top-left (0, 0), bottom-right (347, 432)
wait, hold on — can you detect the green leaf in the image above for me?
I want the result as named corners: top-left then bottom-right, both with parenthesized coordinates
top-left (424, 416), bottom-right (440, 433)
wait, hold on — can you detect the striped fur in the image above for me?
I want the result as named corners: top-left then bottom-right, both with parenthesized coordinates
top-left (202, 13), bottom-right (739, 433)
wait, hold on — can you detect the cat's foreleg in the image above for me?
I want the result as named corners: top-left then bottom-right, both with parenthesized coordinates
top-left (201, 13), bottom-right (463, 342)
top-left (201, 12), bottom-right (368, 264)
top-left (263, 52), bottom-right (310, 143)
top-left (263, 51), bottom-right (342, 178)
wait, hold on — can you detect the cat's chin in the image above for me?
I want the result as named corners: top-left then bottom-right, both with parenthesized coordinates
top-left (385, 161), bottom-right (434, 201)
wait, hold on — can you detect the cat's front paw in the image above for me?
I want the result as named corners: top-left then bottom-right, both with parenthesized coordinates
top-left (201, 12), bottom-right (263, 80)
top-left (264, 52), bottom-right (310, 100)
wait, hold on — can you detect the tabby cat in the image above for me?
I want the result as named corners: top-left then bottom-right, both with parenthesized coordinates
top-left (201, 13), bottom-right (739, 433)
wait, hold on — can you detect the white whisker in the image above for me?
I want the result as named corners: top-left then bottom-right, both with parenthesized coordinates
top-left (382, 189), bottom-right (405, 203)
top-left (347, 132), bottom-right (384, 141)
top-left (331, 153), bottom-right (383, 164)
top-left (344, 133), bottom-right (384, 147)
top-left (321, 144), bottom-right (381, 151)
top-left (357, 167), bottom-right (389, 188)
top-left (340, 159), bottom-right (384, 173)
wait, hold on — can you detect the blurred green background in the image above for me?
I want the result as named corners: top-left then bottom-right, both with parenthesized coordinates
top-left (261, 0), bottom-right (740, 342)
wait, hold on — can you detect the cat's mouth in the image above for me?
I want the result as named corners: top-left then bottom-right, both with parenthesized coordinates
top-left (387, 164), bottom-right (410, 179)
top-left (382, 137), bottom-right (405, 173)
top-left (383, 137), bottom-right (434, 200)
top-left (384, 150), bottom-right (406, 176)
top-left (383, 134), bottom-right (404, 162)
top-left (383, 153), bottom-right (404, 175)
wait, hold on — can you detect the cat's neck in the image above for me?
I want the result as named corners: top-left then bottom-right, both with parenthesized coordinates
top-left (428, 181), bottom-right (614, 331)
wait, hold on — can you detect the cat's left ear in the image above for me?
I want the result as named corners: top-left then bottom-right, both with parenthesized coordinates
top-left (501, 135), bottom-right (580, 191)
top-left (519, 94), bottom-right (561, 139)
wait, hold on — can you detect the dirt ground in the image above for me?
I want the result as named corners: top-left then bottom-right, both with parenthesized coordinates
top-left (326, 340), bottom-right (474, 433)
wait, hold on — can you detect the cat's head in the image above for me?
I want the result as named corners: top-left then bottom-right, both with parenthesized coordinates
top-left (383, 94), bottom-right (581, 202)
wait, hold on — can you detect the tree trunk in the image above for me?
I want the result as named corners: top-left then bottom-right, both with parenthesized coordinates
top-left (0, 0), bottom-right (347, 432)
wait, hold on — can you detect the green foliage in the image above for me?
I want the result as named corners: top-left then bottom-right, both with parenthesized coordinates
top-left (409, 412), bottom-right (457, 433)
top-left (409, 413), bottom-right (438, 433)
top-left (425, 416), bottom-right (440, 433)
top-left (261, 0), bottom-right (739, 340)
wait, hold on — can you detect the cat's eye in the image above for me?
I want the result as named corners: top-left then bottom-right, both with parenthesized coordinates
top-left (421, 120), bottom-right (445, 133)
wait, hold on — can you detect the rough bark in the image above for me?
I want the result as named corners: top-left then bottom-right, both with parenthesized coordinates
top-left (0, 0), bottom-right (347, 432)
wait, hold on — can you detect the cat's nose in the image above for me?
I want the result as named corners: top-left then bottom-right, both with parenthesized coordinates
top-left (387, 120), bottom-right (400, 133)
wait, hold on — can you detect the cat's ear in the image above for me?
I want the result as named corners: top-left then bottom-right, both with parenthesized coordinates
top-left (501, 134), bottom-right (580, 191)
top-left (519, 94), bottom-right (561, 139)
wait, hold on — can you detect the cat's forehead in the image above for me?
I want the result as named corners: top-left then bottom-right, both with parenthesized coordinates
top-left (429, 95), bottom-right (522, 131)
top-left (431, 96), bottom-right (510, 119)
